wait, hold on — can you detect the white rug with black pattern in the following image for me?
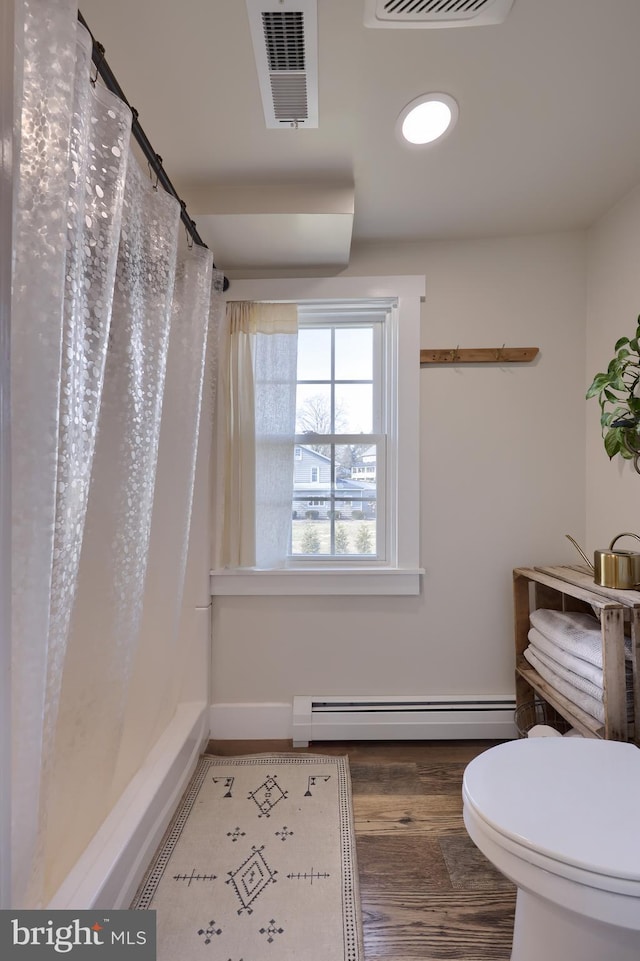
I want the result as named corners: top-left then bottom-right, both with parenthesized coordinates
top-left (131, 754), bottom-right (364, 961)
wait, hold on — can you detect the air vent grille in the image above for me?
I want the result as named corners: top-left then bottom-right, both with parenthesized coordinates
top-left (383, 0), bottom-right (491, 12)
top-left (263, 11), bottom-right (305, 71)
top-left (365, 0), bottom-right (514, 27)
top-left (270, 75), bottom-right (308, 121)
top-left (246, 1), bottom-right (318, 128)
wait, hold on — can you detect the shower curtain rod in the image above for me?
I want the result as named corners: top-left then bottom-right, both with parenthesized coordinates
top-left (78, 10), bottom-right (229, 291)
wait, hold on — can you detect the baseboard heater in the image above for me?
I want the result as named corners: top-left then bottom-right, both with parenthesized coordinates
top-left (292, 694), bottom-right (517, 746)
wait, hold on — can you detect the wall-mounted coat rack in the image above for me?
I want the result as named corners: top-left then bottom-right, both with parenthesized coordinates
top-left (420, 346), bottom-right (539, 366)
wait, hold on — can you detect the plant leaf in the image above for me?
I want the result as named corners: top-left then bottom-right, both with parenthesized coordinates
top-left (601, 411), bottom-right (615, 428)
top-left (604, 428), bottom-right (622, 459)
top-left (619, 436), bottom-right (634, 459)
top-left (615, 337), bottom-right (630, 350)
top-left (586, 373), bottom-right (611, 398)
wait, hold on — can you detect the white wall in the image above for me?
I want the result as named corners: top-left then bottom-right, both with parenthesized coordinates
top-left (586, 184), bottom-right (640, 551)
top-left (211, 232), bottom-right (587, 720)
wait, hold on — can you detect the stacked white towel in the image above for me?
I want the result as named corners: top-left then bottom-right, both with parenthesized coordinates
top-left (528, 626), bottom-right (606, 688)
top-left (529, 608), bottom-right (632, 665)
top-left (524, 609), bottom-right (634, 726)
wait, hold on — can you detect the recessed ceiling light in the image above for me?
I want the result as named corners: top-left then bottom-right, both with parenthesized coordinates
top-left (397, 93), bottom-right (458, 146)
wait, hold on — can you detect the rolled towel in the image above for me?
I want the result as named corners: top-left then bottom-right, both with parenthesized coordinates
top-left (527, 724), bottom-right (563, 738)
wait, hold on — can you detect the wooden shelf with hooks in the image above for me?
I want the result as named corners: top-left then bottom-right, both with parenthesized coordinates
top-left (420, 346), bottom-right (539, 365)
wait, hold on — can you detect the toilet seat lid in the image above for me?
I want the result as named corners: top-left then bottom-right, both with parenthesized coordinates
top-left (463, 738), bottom-right (640, 882)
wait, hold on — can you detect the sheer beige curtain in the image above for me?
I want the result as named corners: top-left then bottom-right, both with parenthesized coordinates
top-left (214, 302), bottom-right (298, 569)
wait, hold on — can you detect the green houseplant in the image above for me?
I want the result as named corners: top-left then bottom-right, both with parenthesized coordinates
top-left (586, 318), bottom-right (640, 468)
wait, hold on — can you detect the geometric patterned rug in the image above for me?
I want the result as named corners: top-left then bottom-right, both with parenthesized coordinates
top-left (131, 754), bottom-right (364, 961)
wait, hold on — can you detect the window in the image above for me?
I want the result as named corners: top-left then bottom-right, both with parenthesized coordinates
top-left (292, 304), bottom-right (384, 560)
top-left (210, 276), bottom-right (424, 595)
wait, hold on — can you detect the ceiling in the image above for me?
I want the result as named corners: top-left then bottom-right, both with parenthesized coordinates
top-left (78, 0), bottom-right (640, 272)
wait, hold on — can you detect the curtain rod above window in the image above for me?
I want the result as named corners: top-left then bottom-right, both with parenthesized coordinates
top-left (78, 9), bottom-right (229, 292)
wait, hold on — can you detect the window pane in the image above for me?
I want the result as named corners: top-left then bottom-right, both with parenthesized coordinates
top-left (291, 443), bottom-right (378, 557)
top-left (291, 513), bottom-right (377, 557)
top-left (335, 384), bottom-right (372, 433)
top-left (297, 327), bottom-right (331, 380)
top-left (292, 518), bottom-right (332, 555)
top-left (292, 445), bottom-right (331, 535)
top-left (335, 442), bottom-right (374, 479)
top-left (295, 384), bottom-right (332, 434)
top-left (335, 327), bottom-right (373, 380)
top-left (336, 516), bottom-right (376, 555)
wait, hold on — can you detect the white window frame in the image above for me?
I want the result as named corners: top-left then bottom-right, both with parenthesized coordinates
top-left (210, 275), bottom-right (425, 596)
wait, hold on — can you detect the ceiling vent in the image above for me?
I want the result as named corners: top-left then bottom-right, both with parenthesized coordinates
top-left (246, 0), bottom-right (318, 128)
top-left (364, 0), bottom-right (516, 28)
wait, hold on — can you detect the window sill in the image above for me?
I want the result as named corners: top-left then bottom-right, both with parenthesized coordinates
top-left (210, 567), bottom-right (424, 596)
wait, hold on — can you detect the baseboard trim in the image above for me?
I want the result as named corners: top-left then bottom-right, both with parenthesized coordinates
top-left (209, 702), bottom-right (292, 740)
top-left (48, 701), bottom-right (210, 910)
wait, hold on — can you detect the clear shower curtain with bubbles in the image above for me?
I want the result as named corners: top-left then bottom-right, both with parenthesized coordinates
top-left (11, 0), bottom-right (218, 907)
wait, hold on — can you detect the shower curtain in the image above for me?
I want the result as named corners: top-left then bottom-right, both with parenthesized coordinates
top-left (11, 0), bottom-right (222, 906)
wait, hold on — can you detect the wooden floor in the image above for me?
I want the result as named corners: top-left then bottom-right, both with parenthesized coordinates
top-left (207, 739), bottom-right (517, 961)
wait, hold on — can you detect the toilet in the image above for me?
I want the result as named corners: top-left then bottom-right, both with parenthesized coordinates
top-left (462, 737), bottom-right (640, 961)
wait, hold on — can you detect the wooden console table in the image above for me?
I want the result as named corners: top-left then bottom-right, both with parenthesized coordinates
top-left (514, 566), bottom-right (640, 743)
